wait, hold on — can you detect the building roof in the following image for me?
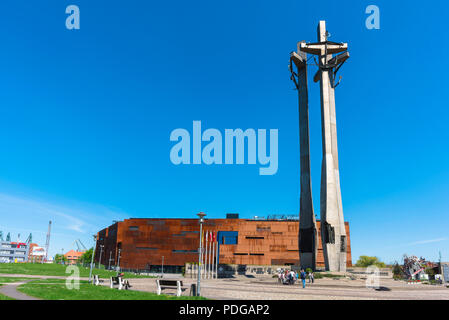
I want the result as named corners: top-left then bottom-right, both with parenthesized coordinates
top-left (64, 250), bottom-right (84, 259)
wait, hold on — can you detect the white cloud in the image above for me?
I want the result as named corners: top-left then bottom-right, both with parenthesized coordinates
top-left (408, 238), bottom-right (448, 246)
top-left (0, 192), bottom-right (127, 257)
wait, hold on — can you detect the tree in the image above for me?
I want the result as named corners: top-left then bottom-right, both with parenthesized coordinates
top-left (79, 248), bottom-right (93, 266)
top-left (54, 254), bottom-right (68, 264)
top-left (392, 262), bottom-right (404, 280)
top-left (355, 256), bottom-right (386, 268)
top-left (424, 267), bottom-right (435, 278)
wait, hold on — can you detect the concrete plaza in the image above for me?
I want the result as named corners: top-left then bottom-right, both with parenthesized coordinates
top-left (131, 275), bottom-right (449, 300)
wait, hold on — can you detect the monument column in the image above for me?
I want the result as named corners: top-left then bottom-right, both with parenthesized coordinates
top-left (290, 42), bottom-right (318, 271)
top-left (299, 21), bottom-right (349, 271)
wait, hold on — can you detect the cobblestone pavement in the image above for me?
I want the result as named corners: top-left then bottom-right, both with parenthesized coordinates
top-left (124, 276), bottom-right (449, 300)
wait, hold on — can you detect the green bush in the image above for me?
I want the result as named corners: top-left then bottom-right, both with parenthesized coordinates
top-left (393, 274), bottom-right (403, 281)
top-left (355, 256), bottom-right (386, 268)
top-left (313, 273), bottom-right (343, 279)
top-left (424, 267), bottom-right (435, 278)
top-left (392, 262), bottom-right (403, 276)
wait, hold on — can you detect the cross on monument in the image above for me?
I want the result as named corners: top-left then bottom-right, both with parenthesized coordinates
top-left (297, 21), bottom-right (350, 272)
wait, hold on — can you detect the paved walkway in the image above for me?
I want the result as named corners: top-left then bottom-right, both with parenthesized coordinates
top-left (0, 281), bottom-right (41, 300)
top-left (0, 273), bottom-right (90, 280)
top-left (123, 276), bottom-right (449, 300)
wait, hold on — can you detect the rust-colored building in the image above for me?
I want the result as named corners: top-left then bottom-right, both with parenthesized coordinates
top-left (95, 215), bottom-right (351, 271)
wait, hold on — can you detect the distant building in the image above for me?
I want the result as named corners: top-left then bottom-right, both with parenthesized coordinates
top-left (0, 241), bottom-right (30, 263)
top-left (95, 214), bottom-right (352, 272)
top-left (64, 250), bottom-right (84, 264)
top-left (28, 244), bottom-right (46, 263)
top-left (442, 262), bottom-right (449, 283)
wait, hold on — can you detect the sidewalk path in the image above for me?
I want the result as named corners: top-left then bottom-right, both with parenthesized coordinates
top-left (0, 273), bottom-right (89, 280)
top-left (0, 281), bottom-right (41, 300)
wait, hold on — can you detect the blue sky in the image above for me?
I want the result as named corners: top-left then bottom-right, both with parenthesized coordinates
top-left (0, 0), bottom-right (448, 264)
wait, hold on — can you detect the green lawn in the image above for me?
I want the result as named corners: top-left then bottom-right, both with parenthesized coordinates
top-left (18, 282), bottom-right (207, 300)
top-left (0, 263), bottom-right (152, 279)
top-left (0, 276), bottom-right (32, 283)
top-left (19, 278), bottom-right (89, 284)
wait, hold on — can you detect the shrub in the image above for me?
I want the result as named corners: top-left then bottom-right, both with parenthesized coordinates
top-left (392, 262), bottom-right (403, 277)
top-left (355, 256), bottom-right (386, 268)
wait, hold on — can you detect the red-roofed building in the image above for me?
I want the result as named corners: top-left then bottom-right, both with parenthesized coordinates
top-left (64, 250), bottom-right (84, 264)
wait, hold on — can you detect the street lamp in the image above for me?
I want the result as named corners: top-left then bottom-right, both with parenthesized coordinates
top-left (98, 245), bottom-right (104, 269)
top-left (108, 251), bottom-right (112, 270)
top-left (89, 234), bottom-right (97, 284)
top-left (117, 248), bottom-right (121, 274)
top-left (197, 212), bottom-right (206, 296)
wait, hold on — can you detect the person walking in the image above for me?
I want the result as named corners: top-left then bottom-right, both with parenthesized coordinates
top-left (289, 270), bottom-right (296, 285)
top-left (310, 271), bottom-right (314, 284)
top-left (300, 269), bottom-right (307, 288)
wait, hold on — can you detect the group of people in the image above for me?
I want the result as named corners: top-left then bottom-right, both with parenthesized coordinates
top-left (277, 268), bottom-right (314, 288)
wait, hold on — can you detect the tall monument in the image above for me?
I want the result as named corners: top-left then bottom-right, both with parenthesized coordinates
top-left (290, 42), bottom-right (318, 270)
top-left (299, 21), bottom-right (349, 271)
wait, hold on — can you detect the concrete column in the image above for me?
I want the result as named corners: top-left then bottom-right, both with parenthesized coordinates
top-left (292, 42), bottom-right (318, 271)
top-left (316, 21), bottom-right (345, 272)
top-left (297, 20), bottom-right (348, 272)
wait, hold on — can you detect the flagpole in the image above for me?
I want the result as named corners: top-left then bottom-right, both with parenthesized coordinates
top-left (211, 232), bottom-right (215, 279)
top-left (215, 241), bottom-right (218, 279)
top-left (203, 231), bottom-right (208, 279)
top-left (208, 233), bottom-right (212, 279)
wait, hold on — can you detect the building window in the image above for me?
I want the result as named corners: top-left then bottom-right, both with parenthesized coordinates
top-left (136, 247), bottom-right (158, 250)
top-left (172, 250), bottom-right (197, 253)
top-left (245, 236), bottom-right (264, 240)
top-left (233, 253), bottom-right (248, 256)
top-left (218, 231), bottom-right (238, 245)
top-left (129, 226), bottom-right (139, 231)
top-left (250, 253), bottom-right (264, 256)
top-left (256, 226), bottom-right (271, 232)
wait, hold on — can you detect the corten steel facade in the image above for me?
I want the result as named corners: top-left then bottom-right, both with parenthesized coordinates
top-left (95, 218), bottom-right (351, 270)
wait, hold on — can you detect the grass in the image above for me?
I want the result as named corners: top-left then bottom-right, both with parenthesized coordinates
top-left (314, 273), bottom-right (345, 279)
top-left (0, 276), bottom-right (33, 283)
top-left (0, 263), bottom-right (153, 279)
top-left (18, 281), bottom-right (207, 300)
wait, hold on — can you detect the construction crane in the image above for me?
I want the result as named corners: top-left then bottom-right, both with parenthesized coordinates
top-left (0, 231), bottom-right (3, 241)
top-left (77, 239), bottom-right (87, 251)
top-left (71, 239), bottom-right (87, 252)
top-left (25, 233), bottom-right (32, 244)
top-left (6, 232), bottom-right (11, 242)
top-left (44, 221), bottom-right (52, 263)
